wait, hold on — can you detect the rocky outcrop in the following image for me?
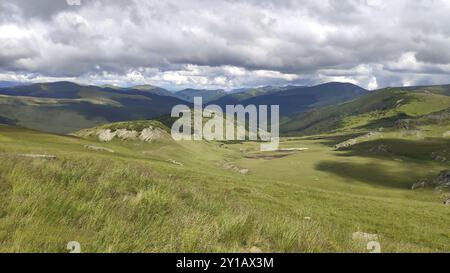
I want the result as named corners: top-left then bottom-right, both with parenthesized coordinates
top-left (335, 138), bottom-right (357, 150)
top-left (220, 162), bottom-right (250, 175)
top-left (335, 132), bottom-right (381, 150)
top-left (435, 171), bottom-right (450, 190)
top-left (431, 152), bottom-right (448, 163)
top-left (421, 108), bottom-right (450, 124)
top-left (395, 119), bottom-right (416, 130)
top-left (84, 145), bottom-right (114, 153)
top-left (412, 170), bottom-right (450, 191)
top-left (167, 159), bottom-right (183, 166)
top-left (115, 129), bottom-right (139, 140)
top-left (278, 148), bottom-right (309, 152)
top-left (18, 154), bottom-right (57, 160)
top-left (85, 126), bottom-right (167, 142)
top-left (352, 232), bottom-right (379, 241)
top-left (140, 128), bottom-right (165, 142)
top-left (239, 169), bottom-right (249, 175)
top-left (98, 129), bottom-right (117, 142)
top-left (444, 198), bottom-right (450, 206)
top-left (411, 181), bottom-right (426, 190)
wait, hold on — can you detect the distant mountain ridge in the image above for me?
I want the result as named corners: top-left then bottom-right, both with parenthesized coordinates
top-left (209, 85), bottom-right (306, 106)
top-left (0, 81), bottom-right (25, 88)
top-left (0, 81), bottom-right (370, 134)
top-left (3, 81), bottom-right (448, 136)
top-left (174, 88), bottom-right (226, 103)
top-left (0, 82), bottom-right (189, 133)
top-left (0, 82), bottom-right (179, 99)
top-left (210, 82), bottom-right (368, 117)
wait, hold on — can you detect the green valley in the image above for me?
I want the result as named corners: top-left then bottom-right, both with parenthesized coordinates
top-left (0, 82), bottom-right (449, 253)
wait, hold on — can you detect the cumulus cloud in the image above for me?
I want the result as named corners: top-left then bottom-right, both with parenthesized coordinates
top-left (0, 0), bottom-right (450, 90)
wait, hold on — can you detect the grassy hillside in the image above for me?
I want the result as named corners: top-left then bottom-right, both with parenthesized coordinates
top-left (0, 82), bottom-right (189, 134)
top-left (402, 84), bottom-right (450, 96)
top-left (0, 123), bottom-right (449, 252)
top-left (281, 86), bottom-right (450, 136)
top-left (129, 85), bottom-right (177, 98)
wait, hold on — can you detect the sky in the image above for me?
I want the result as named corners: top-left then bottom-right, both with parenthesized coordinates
top-left (1, 0), bottom-right (450, 90)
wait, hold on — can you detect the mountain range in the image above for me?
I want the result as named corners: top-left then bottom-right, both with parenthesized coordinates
top-left (1, 81), bottom-right (450, 136)
top-left (2, 80), bottom-right (450, 253)
top-left (0, 82), bottom-right (187, 133)
top-left (0, 81), bottom-right (25, 88)
top-left (209, 82), bottom-right (367, 116)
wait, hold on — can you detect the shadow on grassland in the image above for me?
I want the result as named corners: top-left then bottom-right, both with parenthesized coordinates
top-left (301, 132), bottom-right (367, 147)
top-left (315, 161), bottom-right (425, 189)
top-left (335, 138), bottom-right (450, 162)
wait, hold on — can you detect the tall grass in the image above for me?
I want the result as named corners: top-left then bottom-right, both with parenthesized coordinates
top-left (0, 154), bottom-right (352, 252)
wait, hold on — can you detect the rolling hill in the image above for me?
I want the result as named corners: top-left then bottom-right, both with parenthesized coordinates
top-left (209, 85), bottom-right (304, 106)
top-left (214, 82), bottom-right (368, 117)
top-left (175, 88), bottom-right (226, 103)
top-left (0, 82), bottom-right (189, 134)
top-left (281, 85), bottom-right (450, 135)
top-left (400, 84), bottom-right (450, 96)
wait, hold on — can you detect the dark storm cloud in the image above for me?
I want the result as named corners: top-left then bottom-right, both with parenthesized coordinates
top-left (8, 0), bottom-right (74, 19)
top-left (1, 0), bottom-right (450, 89)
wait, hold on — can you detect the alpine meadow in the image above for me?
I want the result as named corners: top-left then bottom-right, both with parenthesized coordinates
top-left (0, 0), bottom-right (449, 255)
